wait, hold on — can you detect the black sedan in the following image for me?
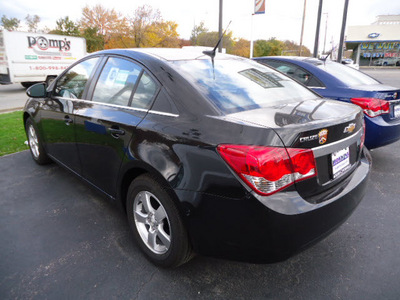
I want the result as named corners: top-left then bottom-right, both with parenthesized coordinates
top-left (24, 48), bottom-right (371, 267)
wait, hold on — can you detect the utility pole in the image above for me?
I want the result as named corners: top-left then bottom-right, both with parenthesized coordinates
top-left (337, 0), bottom-right (349, 63)
top-left (299, 0), bottom-right (307, 56)
top-left (313, 0), bottom-right (323, 58)
top-left (323, 13), bottom-right (328, 54)
top-left (250, 14), bottom-right (255, 58)
top-left (218, 0), bottom-right (223, 53)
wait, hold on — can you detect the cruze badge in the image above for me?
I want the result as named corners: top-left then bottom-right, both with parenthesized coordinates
top-left (344, 123), bottom-right (356, 134)
top-left (318, 129), bottom-right (328, 144)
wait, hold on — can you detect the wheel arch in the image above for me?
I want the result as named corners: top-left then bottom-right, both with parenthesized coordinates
top-left (117, 161), bottom-right (183, 216)
top-left (23, 111), bottom-right (30, 127)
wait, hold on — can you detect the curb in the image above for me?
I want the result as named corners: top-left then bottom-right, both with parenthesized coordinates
top-left (0, 107), bottom-right (24, 114)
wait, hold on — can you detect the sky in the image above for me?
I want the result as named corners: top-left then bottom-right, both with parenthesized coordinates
top-left (1, 0), bottom-right (400, 52)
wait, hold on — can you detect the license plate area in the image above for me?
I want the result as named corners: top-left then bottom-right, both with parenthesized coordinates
top-left (394, 104), bottom-right (400, 119)
top-left (331, 147), bottom-right (351, 179)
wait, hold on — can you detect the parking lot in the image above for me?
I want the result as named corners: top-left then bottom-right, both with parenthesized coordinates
top-left (1, 69), bottom-right (400, 299)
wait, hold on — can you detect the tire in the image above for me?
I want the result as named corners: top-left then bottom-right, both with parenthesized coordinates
top-left (396, 61), bottom-right (400, 67)
top-left (45, 76), bottom-right (56, 87)
top-left (21, 82), bottom-right (35, 88)
top-left (126, 174), bottom-right (193, 268)
top-left (25, 118), bottom-right (52, 165)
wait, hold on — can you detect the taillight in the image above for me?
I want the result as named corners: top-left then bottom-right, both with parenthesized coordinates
top-left (217, 145), bottom-right (316, 196)
top-left (351, 97), bottom-right (390, 118)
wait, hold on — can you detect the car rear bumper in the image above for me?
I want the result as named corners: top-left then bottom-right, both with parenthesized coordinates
top-left (180, 147), bottom-right (371, 263)
top-left (365, 116), bottom-right (400, 149)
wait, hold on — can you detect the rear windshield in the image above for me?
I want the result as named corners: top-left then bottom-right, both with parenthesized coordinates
top-left (171, 57), bottom-right (318, 114)
top-left (317, 61), bottom-right (380, 87)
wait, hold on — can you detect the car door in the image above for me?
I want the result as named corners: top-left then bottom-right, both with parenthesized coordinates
top-left (73, 56), bottom-right (160, 197)
top-left (40, 57), bottom-right (100, 173)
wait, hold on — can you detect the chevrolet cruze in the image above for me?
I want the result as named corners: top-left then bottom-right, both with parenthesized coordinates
top-left (24, 48), bottom-right (371, 267)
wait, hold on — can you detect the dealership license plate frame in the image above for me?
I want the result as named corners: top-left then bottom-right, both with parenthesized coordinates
top-left (331, 147), bottom-right (351, 179)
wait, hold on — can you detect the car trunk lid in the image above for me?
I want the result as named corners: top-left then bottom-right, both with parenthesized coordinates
top-left (226, 98), bottom-right (365, 202)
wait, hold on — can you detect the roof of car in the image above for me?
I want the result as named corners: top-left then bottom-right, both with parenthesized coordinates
top-left (254, 56), bottom-right (325, 66)
top-left (119, 47), bottom-right (235, 61)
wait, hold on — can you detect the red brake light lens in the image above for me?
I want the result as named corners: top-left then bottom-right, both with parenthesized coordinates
top-left (351, 97), bottom-right (390, 118)
top-left (217, 145), bottom-right (316, 196)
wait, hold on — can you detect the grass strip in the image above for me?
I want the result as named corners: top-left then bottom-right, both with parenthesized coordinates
top-left (0, 111), bottom-right (28, 156)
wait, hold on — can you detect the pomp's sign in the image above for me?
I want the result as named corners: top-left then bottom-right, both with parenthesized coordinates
top-left (27, 36), bottom-right (71, 52)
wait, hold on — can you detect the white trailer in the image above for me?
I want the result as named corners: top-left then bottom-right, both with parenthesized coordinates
top-left (0, 31), bottom-right (86, 87)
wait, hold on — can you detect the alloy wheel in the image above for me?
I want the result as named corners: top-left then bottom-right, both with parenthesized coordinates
top-left (28, 124), bottom-right (40, 159)
top-left (133, 191), bottom-right (171, 254)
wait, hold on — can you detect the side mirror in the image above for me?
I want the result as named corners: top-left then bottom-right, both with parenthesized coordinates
top-left (26, 83), bottom-right (47, 98)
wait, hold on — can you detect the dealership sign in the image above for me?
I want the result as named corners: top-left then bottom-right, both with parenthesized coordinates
top-left (360, 42), bottom-right (400, 51)
top-left (254, 0), bottom-right (265, 14)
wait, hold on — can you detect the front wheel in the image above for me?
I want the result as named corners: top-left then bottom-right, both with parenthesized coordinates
top-left (25, 118), bottom-right (51, 165)
top-left (126, 175), bottom-right (193, 268)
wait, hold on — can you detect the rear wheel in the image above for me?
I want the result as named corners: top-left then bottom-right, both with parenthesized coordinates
top-left (45, 76), bottom-right (57, 87)
top-left (25, 118), bottom-right (51, 165)
top-left (21, 82), bottom-right (35, 89)
top-left (126, 175), bottom-right (192, 268)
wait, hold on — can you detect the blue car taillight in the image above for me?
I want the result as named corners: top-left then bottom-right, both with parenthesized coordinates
top-left (351, 97), bottom-right (390, 118)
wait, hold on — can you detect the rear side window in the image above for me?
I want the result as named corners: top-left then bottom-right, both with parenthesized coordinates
top-left (92, 57), bottom-right (142, 106)
top-left (260, 60), bottom-right (324, 88)
top-left (54, 57), bottom-right (99, 99)
top-left (131, 72), bottom-right (158, 109)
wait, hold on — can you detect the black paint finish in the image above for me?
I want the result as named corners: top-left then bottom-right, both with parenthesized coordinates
top-left (23, 49), bottom-right (371, 263)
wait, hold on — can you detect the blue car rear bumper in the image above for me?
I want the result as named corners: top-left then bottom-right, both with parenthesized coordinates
top-left (365, 115), bottom-right (400, 149)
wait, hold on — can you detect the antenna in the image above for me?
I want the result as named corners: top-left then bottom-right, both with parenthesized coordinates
top-left (203, 21), bottom-right (232, 59)
top-left (202, 21), bottom-right (232, 79)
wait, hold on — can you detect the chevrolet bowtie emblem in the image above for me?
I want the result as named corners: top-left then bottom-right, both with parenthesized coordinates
top-left (344, 123), bottom-right (356, 134)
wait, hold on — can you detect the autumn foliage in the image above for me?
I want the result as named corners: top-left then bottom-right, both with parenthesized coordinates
top-left (1, 5), bottom-right (311, 57)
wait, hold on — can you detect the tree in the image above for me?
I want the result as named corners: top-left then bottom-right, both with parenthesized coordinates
top-left (129, 5), bottom-right (161, 47)
top-left (196, 31), bottom-right (234, 53)
top-left (25, 14), bottom-right (41, 32)
top-left (283, 40), bottom-right (311, 56)
top-left (190, 21), bottom-right (208, 45)
top-left (80, 5), bottom-right (127, 47)
top-left (82, 27), bottom-right (104, 52)
top-left (147, 21), bottom-right (180, 48)
top-left (1, 15), bottom-right (20, 31)
top-left (254, 38), bottom-right (284, 57)
top-left (49, 16), bottom-right (80, 36)
top-left (231, 38), bottom-right (250, 58)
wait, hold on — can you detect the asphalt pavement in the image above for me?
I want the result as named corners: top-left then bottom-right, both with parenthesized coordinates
top-left (1, 68), bottom-right (400, 299)
top-left (1, 144), bottom-right (400, 299)
top-left (0, 83), bottom-right (26, 113)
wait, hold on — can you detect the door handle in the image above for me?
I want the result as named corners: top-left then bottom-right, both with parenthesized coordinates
top-left (64, 115), bottom-right (73, 125)
top-left (108, 126), bottom-right (125, 138)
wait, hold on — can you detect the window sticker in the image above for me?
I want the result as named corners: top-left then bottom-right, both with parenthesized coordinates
top-left (239, 68), bottom-right (283, 88)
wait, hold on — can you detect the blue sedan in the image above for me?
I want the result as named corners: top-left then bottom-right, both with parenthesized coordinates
top-left (253, 56), bottom-right (400, 149)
